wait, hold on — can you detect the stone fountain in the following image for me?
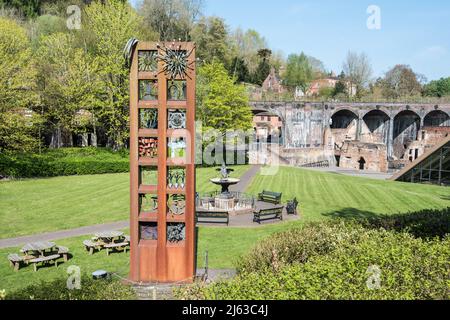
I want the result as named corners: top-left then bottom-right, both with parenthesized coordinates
top-left (196, 164), bottom-right (254, 214)
top-left (209, 165), bottom-right (240, 210)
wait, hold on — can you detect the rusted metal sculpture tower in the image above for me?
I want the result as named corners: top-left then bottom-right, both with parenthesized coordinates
top-left (129, 41), bottom-right (196, 283)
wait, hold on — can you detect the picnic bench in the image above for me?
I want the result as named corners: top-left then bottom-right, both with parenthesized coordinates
top-left (83, 232), bottom-right (130, 256)
top-left (7, 241), bottom-right (70, 272)
top-left (8, 254), bottom-right (24, 272)
top-left (57, 246), bottom-right (70, 262)
top-left (196, 210), bottom-right (230, 225)
top-left (29, 254), bottom-right (61, 272)
top-left (83, 240), bottom-right (104, 255)
top-left (253, 206), bottom-right (284, 224)
top-left (104, 242), bottom-right (129, 256)
top-left (258, 190), bottom-right (282, 205)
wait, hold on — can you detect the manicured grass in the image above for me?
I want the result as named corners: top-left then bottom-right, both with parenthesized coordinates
top-left (0, 166), bottom-right (249, 239)
top-left (1, 166), bottom-right (449, 293)
top-left (200, 166), bottom-right (450, 268)
top-left (247, 166), bottom-right (450, 222)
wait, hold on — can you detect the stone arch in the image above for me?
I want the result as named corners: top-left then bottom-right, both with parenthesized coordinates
top-left (363, 110), bottom-right (390, 133)
top-left (331, 109), bottom-right (358, 129)
top-left (393, 110), bottom-right (421, 159)
top-left (361, 110), bottom-right (390, 144)
top-left (424, 110), bottom-right (450, 127)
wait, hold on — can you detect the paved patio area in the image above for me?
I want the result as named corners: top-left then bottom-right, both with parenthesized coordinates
top-left (196, 200), bottom-right (300, 228)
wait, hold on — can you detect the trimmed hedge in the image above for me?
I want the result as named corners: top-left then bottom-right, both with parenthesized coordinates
top-left (361, 208), bottom-right (450, 240)
top-left (0, 147), bottom-right (130, 178)
top-left (6, 276), bottom-right (136, 300)
top-left (176, 209), bottom-right (450, 300)
top-left (186, 232), bottom-right (449, 300)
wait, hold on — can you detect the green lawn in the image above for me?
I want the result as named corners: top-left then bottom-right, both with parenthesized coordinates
top-left (0, 166), bottom-right (249, 239)
top-left (1, 166), bottom-right (449, 293)
top-left (248, 166), bottom-right (450, 222)
top-left (200, 166), bottom-right (450, 268)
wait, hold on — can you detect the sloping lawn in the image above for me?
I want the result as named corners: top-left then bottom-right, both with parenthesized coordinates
top-left (0, 166), bottom-right (249, 239)
top-left (200, 166), bottom-right (450, 268)
top-left (0, 166), bottom-right (449, 293)
top-left (247, 166), bottom-right (450, 222)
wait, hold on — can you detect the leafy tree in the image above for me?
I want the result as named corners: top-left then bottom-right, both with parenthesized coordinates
top-left (229, 56), bottom-right (250, 83)
top-left (197, 61), bottom-right (253, 133)
top-left (229, 28), bottom-right (267, 74)
top-left (190, 16), bottom-right (229, 64)
top-left (283, 52), bottom-right (313, 94)
top-left (333, 79), bottom-right (347, 97)
top-left (0, 17), bottom-right (39, 152)
top-left (318, 87), bottom-right (334, 99)
top-left (140, 0), bottom-right (203, 41)
top-left (34, 33), bottom-right (100, 148)
top-left (84, 0), bottom-right (144, 149)
top-left (342, 51), bottom-right (373, 97)
top-left (423, 77), bottom-right (450, 98)
top-left (307, 55), bottom-right (326, 79)
top-left (252, 48), bottom-right (272, 85)
top-left (0, 0), bottom-right (40, 18)
top-left (378, 65), bottom-right (422, 99)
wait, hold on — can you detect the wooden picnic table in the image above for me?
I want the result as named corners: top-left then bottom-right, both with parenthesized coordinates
top-left (21, 241), bottom-right (57, 258)
top-left (94, 231), bottom-right (124, 243)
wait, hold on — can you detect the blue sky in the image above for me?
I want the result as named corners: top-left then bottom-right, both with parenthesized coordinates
top-left (130, 0), bottom-right (450, 81)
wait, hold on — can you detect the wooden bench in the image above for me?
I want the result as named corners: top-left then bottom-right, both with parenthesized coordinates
top-left (104, 242), bottom-right (130, 256)
top-left (57, 246), bottom-right (70, 262)
top-left (258, 191), bottom-right (282, 205)
top-left (83, 240), bottom-right (103, 255)
top-left (29, 254), bottom-right (61, 272)
top-left (196, 210), bottom-right (229, 225)
top-left (253, 206), bottom-right (284, 224)
top-left (8, 254), bottom-right (24, 272)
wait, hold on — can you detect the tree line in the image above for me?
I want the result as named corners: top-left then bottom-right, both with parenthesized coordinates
top-left (0, 0), bottom-right (260, 153)
top-left (1, 0), bottom-right (449, 154)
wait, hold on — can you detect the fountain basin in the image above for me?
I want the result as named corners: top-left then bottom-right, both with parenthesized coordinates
top-left (210, 178), bottom-right (240, 194)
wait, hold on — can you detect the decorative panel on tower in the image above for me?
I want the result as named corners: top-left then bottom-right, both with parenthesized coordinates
top-left (129, 42), bottom-right (196, 283)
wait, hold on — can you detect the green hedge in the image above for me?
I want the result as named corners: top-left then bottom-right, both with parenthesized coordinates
top-left (0, 147), bottom-right (130, 178)
top-left (361, 208), bottom-right (450, 240)
top-left (176, 209), bottom-right (450, 300)
top-left (187, 232), bottom-right (449, 300)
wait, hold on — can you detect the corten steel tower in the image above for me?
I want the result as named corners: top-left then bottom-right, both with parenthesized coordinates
top-left (129, 42), bottom-right (196, 283)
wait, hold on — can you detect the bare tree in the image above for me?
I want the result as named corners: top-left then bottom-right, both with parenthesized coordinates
top-left (139, 0), bottom-right (204, 41)
top-left (343, 51), bottom-right (373, 97)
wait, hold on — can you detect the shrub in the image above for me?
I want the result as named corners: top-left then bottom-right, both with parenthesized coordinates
top-left (0, 147), bottom-right (130, 178)
top-left (6, 276), bottom-right (136, 300)
top-left (361, 208), bottom-right (450, 240)
top-left (178, 230), bottom-right (450, 300)
top-left (236, 221), bottom-right (373, 274)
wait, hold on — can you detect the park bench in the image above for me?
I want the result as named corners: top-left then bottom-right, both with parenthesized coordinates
top-left (8, 254), bottom-right (24, 272)
top-left (258, 190), bottom-right (282, 205)
top-left (196, 210), bottom-right (230, 225)
top-left (57, 246), bottom-right (70, 262)
top-left (83, 240), bottom-right (103, 255)
top-left (253, 206), bottom-right (284, 224)
top-left (29, 254), bottom-right (61, 272)
top-left (286, 198), bottom-right (299, 215)
top-left (104, 242), bottom-right (130, 256)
